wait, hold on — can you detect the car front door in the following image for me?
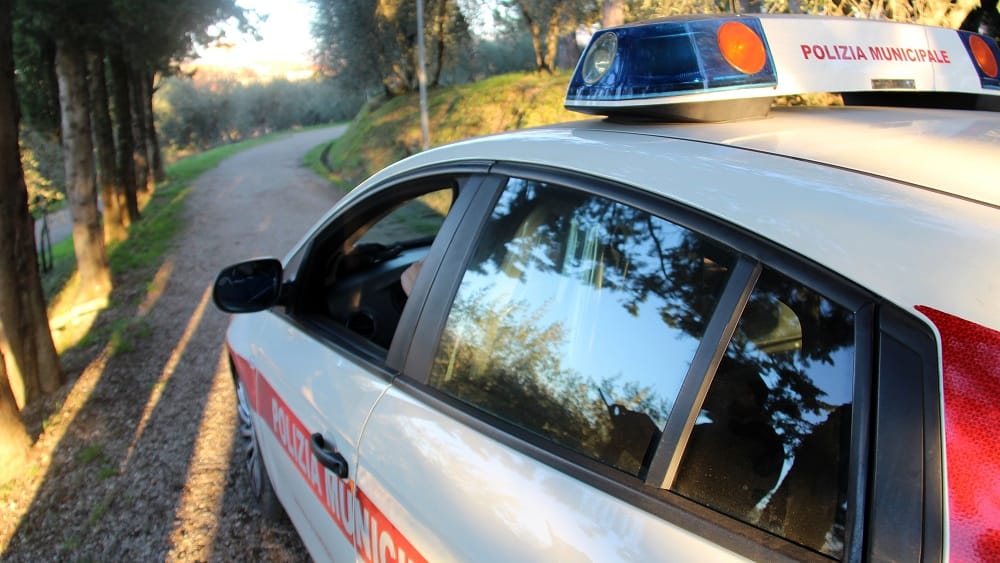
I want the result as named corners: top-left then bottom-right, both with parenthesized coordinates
top-left (250, 171), bottom-right (483, 561)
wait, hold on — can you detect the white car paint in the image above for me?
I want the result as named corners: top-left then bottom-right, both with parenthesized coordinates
top-left (243, 313), bottom-right (393, 561)
top-left (356, 385), bottom-right (750, 562)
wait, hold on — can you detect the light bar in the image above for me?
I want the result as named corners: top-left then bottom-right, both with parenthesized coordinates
top-left (566, 15), bottom-right (1000, 122)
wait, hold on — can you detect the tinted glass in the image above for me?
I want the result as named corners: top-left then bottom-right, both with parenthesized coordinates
top-left (356, 189), bottom-right (453, 247)
top-left (313, 187), bottom-right (455, 351)
top-left (429, 178), bottom-right (737, 476)
top-left (672, 267), bottom-right (855, 558)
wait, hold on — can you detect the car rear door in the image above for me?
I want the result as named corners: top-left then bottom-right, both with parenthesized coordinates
top-left (354, 167), bottom-right (888, 561)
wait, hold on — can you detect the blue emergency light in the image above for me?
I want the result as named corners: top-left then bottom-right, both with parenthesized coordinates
top-left (566, 17), bottom-right (777, 121)
top-left (567, 15), bottom-right (1000, 122)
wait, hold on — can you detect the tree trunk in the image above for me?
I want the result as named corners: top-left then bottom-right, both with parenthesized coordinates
top-left (0, 347), bottom-right (31, 486)
top-left (430, 0), bottom-right (447, 86)
top-left (541, 6), bottom-right (565, 73)
top-left (518, 1), bottom-right (566, 72)
top-left (0, 0), bottom-right (63, 407)
top-left (129, 66), bottom-right (150, 194)
top-left (143, 71), bottom-right (165, 184)
top-left (109, 49), bottom-right (140, 223)
top-left (517, 1), bottom-right (549, 71)
top-left (55, 41), bottom-right (111, 303)
top-left (602, 0), bottom-right (624, 27)
top-left (521, 8), bottom-right (549, 72)
top-left (556, 31), bottom-right (580, 70)
top-left (87, 51), bottom-right (127, 242)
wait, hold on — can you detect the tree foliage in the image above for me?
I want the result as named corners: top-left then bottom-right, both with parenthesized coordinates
top-left (506, 0), bottom-right (597, 71)
top-left (311, 0), bottom-right (472, 96)
top-left (19, 128), bottom-right (63, 213)
top-left (448, 0), bottom-right (994, 75)
top-left (623, 0), bottom-right (989, 28)
top-left (156, 75), bottom-right (362, 150)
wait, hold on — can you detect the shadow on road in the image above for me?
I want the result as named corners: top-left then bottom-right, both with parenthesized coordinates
top-left (2, 260), bottom-right (307, 560)
top-left (0, 127), bottom-right (349, 561)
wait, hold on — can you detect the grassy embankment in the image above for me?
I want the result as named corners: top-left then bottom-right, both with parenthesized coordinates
top-left (304, 70), bottom-right (579, 189)
top-left (302, 71), bottom-right (843, 188)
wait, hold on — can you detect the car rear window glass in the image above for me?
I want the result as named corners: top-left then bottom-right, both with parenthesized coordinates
top-left (428, 178), bottom-right (737, 477)
top-left (671, 266), bottom-right (855, 558)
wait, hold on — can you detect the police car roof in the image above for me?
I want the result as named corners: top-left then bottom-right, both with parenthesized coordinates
top-left (582, 105), bottom-right (1000, 208)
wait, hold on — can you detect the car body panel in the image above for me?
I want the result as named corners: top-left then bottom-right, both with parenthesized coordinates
top-left (645, 106), bottom-right (1000, 207)
top-left (355, 385), bottom-right (750, 563)
top-left (230, 311), bottom-right (393, 560)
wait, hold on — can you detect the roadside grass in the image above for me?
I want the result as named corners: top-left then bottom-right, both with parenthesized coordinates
top-left (40, 238), bottom-right (76, 300)
top-left (76, 443), bottom-right (105, 464)
top-left (314, 71), bottom-right (579, 191)
top-left (301, 72), bottom-right (578, 248)
top-left (302, 141), bottom-right (330, 182)
top-left (307, 71), bottom-right (845, 195)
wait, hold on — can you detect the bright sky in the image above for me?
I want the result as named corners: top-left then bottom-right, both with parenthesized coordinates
top-left (195, 0), bottom-right (317, 79)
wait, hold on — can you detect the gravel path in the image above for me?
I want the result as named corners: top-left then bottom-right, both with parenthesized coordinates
top-left (1, 126), bottom-right (346, 561)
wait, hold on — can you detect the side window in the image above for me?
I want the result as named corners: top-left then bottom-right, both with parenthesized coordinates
top-left (295, 186), bottom-right (455, 352)
top-left (355, 189), bottom-right (453, 247)
top-left (428, 178), bottom-right (738, 477)
top-left (671, 267), bottom-right (855, 558)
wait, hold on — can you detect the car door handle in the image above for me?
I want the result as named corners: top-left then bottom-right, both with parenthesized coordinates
top-left (310, 433), bottom-right (349, 478)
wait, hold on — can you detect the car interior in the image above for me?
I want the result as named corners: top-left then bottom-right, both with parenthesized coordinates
top-left (292, 186), bottom-right (455, 353)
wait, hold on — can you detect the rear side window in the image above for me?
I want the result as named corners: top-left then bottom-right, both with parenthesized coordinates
top-left (423, 173), bottom-right (863, 559)
top-left (428, 178), bottom-right (737, 477)
top-left (671, 266), bottom-right (855, 558)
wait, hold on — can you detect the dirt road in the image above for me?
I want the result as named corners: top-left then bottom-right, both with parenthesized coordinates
top-left (1, 126), bottom-right (347, 561)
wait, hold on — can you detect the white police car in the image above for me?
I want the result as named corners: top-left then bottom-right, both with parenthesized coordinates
top-left (213, 14), bottom-right (1000, 562)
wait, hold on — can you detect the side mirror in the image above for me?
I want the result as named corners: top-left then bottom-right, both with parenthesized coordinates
top-left (213, 258), bottom-right (283, 313)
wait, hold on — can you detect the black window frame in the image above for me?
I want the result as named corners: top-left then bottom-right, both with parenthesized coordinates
top-left (867, 307), bottom-right (944, 562)
top-left (272, 163), bottom-right (493, 374)
top-left (397, 162), bottom-right (939, 562)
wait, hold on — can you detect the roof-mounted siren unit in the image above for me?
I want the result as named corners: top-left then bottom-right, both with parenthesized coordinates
top-left (565, 15), bottom-right (1000, 122)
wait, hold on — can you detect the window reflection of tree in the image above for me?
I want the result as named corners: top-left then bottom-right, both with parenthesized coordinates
top-left (431, 292), bottom-right (606, 464)
top-left (434, 292), bottom-right (682, 475)
top-left (479, 180), bottom-right (734, 336)
top-left (432, 180), bottom-right (739, 476)
top-left (675, 269), bottom-right (855, 558)
top-left (434, 178), bottom-right (857, 549)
